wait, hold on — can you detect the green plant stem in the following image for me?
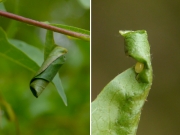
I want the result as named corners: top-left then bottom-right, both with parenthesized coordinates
top-left (0, 10), bottom-right (90, 41)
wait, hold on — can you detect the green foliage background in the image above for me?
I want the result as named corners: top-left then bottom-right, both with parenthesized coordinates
top-left (0, 0), bottom-right (90, 135)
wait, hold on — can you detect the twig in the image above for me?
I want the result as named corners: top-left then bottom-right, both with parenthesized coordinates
top-left (0, 10), bottom-right (90, 41)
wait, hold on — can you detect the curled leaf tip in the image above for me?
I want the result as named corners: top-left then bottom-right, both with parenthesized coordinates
top-left (60, 47), bottom-right (68, 53)
top-left (119, 30), bottom-right (133, 35)
top-left (30, 79), bottom-right (49, 97)
top-left (92, 30), bottom-right (152, 135)
top-left (120, 30), bottom-right (152, 83)
top-left (120, 30), bottom-right (147, 37)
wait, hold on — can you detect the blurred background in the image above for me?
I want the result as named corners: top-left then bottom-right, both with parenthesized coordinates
top-left (0, 0), bottom-right (90, 135)
top-left (92, 0), bottom-right (180, 134)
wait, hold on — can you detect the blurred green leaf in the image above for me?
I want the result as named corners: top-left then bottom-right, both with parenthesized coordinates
top-left (0, 96), bottom-right (20, 135)
top-left (92, 30), bottom-right (153, 134)
top-left (0, 97), bottom-right (16, 122)
top-left (78, 0), bottom-right (90, 9)
top-left (0, 3), bottom-right (6, 10)
top-left (8, 39), bottom-right (43, 65)
top-left (0, 27), bottom-right (39, 72)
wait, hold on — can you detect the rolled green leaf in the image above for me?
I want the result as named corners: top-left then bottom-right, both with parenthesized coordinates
top-left (30, 46), bottom-right (67, 97)
top-left (91, 30), bottom-right (152, 135)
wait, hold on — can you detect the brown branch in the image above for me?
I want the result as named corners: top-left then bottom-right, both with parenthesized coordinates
top-left (0, 10), bottom-right (90, 41)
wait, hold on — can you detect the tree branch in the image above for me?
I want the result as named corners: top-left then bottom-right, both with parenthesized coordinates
top-left (0, 10), bottom-right (90, 41)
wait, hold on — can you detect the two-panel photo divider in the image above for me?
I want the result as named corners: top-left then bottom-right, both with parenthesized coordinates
top-left (0, 0), bottom-right (180, 135)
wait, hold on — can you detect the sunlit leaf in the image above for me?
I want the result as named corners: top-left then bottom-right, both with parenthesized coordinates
top-left (91, 30), bottom-right (153, 134)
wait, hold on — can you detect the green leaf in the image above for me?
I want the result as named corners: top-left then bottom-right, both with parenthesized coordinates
top-left (45, 30), bottom-right (68, 105)
top-left (51, 23), bottom-right (90, 36)
top-left (0, 27), bottom-right (39, 72)
top-left (0, 27), bottom-right (67, 105)
top-left (91, 30), bottom-right (153, 135)
top-left (42, 22), bottom-right (90, 41)
top-left (53, 74), bottom-right (67, 106)
top-left (0, 3), bottom-right (6, 10)
top-left (30, 30), bottom-right (68, 105)
top-left (43, 22), bottom-right (90, 40)
top-left (44, 30), bottom-right (55, 60)
top-left (8, 39), bottom-right (43, 66)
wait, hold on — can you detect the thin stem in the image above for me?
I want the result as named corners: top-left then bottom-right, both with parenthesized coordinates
top-left (0, 10), bottom-right (90, 41)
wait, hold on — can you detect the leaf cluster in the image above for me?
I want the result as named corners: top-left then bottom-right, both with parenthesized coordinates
top-left (0, 1), bottom-right (90, 135)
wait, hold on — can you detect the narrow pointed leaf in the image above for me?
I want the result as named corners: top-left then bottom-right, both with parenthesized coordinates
top-left (42, 22), bottom-right (90, 41)
top-left (92, 30), bottom-right (153, 135)
top-left (53, 74), bottom-right (67, 106)
top-left (51, 23), bottom-right (90, 36)
top-left (44, 31), bottom-right (55, 60)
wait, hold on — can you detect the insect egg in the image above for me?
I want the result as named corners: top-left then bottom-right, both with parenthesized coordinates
top-left (135, 62), bottom-right (144, 73)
